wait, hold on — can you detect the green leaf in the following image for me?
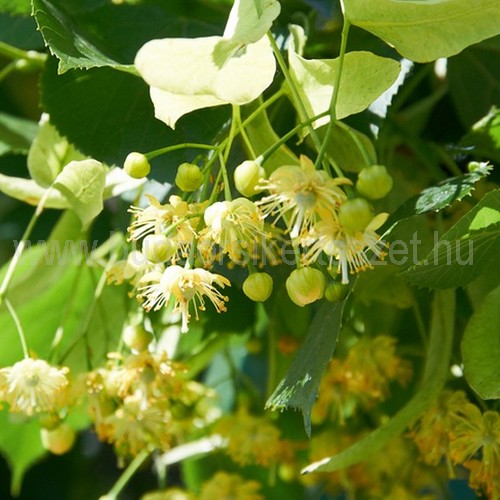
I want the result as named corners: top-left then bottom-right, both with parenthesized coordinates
top-left (343, 0), bottom-right (500, 62)
top-left (385, 162), bottom-right (492, 231)
top-left (266, 298), bottom-right (349, 436)
top-left (0, 173), bottom-right (69, 208)
top-left (0, 112), bottom-right (38, 156)
top-left (53, 159), bottom-right (106, 229)
top-left (303, 289), bottom-right (455, 473)
top-left (41, 56), bottom-right (230, 181)
top-left (288, 37), bottom-right (401, 122)
top-left (28, 114), bottom-right (87, 187)
top-left (0, 14), bottom-right (44, 51)
top-left (32, 0), bottom-right (227, 73)
top-left (449, 36), bottom-right (500, 128)
top-left (0, 410), bottom-right (44, 496)
top-left (462, 283), bottom-right (500, 399)
top-left (402, 189), bottom-right (500, 289)
top-left (460, 107), bottom-right (500, 163)
top-left (33, 0), bottom-right (127, 72)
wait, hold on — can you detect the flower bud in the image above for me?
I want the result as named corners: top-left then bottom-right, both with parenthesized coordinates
top-left (142, 234), bottom-right (176, 263)
top-left (234, 160), bottom-right (266, 197)
top-left (325, 282), bottom-right (349, 302)
top-left (242, 272), bottom-right (273, 302)
top-left (122, 325), bottom-right (153, 352)
top-left (338, 198), bottom-right (374, 232)
top-left (123, 152), bottom-right (151, 178)
top-left (41, 423), bottom-right (76, 455)
top-left (356, 165), bottom-right (393, 199)
top-left (286, 267), bottom-right (325, 307)
top-left (175, 163), bottom-right (204, 191)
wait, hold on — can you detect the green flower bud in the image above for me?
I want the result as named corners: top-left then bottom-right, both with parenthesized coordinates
top-left (175, 163), bottom-right (204, 191)
top-left (142, 234), bottom-right (176, 263)
top-left (325, 282), bottom-right (349, 302)
top-left (122, 325), bottom-right (153, 352)
top-left (338, 198), bottom-right (374, 232)
top-left (242, 272), bottom-right (273, 302)
top-left (234, 160), bottom-right (266, 197)
top-left (356, 165), bottom-right (393, 199)
top-left (41, 423), bottom-right (76, 455)
top-left (123, 152), bottom-right (151, 178)
top-left (286, 267), bottom-right (325, 307)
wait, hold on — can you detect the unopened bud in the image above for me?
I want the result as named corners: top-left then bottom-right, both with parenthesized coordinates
top-left (356, 165), bottom-right (393, 199)
top-left (234, 160), bottom-right (266, 197)
top-left (175, 163), bottom-right (203, 191)
top-left (142, 234), bottom-right (176, 263)
top-left (242, 272), bottom-right (273, 302)
top-left (123, 152), bottom-right (151, 178)
top-left (338, 198), bottom-right (374, 232)
top-left (286, 267), bottom-right (325, 306)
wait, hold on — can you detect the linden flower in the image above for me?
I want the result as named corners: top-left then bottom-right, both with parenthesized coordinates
top-left (303, 210), bottom-right (388, 284)
top-left (0, 358), bottom-right (69, 416)
top-left (200, 198), bottom-right (267, 264)
top-left (199, 472), bottom-right (263, 500)
top-left (139, 266), bottom-right (230, 332)
top-left (257, 156), bottom-right (349, 239)
top-left (449, 407), bottom-right (500, 497)
top-left (128, 195), bottom-right (200, 252)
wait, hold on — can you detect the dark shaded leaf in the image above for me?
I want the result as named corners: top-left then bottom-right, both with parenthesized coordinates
top-left (266, 297), bottom-right (349, 436)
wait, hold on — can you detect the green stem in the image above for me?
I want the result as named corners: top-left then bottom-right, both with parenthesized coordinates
top-left (315, 19), bottom-right (350, 170)
top-left (0, 61), bottom-right (17, 83)
top-left (146, 143), bottom-right (217, 160)
top-left (218, 152), bottom-right (232, 201)
top-left (103, 447), bottom-right (152, 500)
top-left (0, 42), bottom-right (46, 66)
top-left (234, 105), bottom-right (257, 159)
top-left (257, 110), bottom-right (330, 165)
top-left (267, 32), bottom-right (322, 153)
top-left (4, 299), bottom-right (29, 359)
top-left (0, 187), bottom-right (52, 306)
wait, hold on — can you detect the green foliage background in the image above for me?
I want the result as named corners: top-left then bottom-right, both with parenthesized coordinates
top-left (0, 0), bottom-right (499, 498)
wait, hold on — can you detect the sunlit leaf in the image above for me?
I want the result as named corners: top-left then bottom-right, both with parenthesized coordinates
top-left (53, 159), bottom-right (106, 229)
top-left (462, 283), bottom-right (500, 399)
top-left (0, 173), bottom-right (69, 209)
top-left (28, 114), bottom-right (87, 187)
top-left (343, 0), bottom-right (500, 62)
top-left (303, 289), bottom-right (454, 473)
top-left (402, 189), bottom-right (500, 289)
top-left (135, 36), bottom-right (276, 128)
top-left (288, 27), bottom-right (400, 123)
top-left (223, 0), bottom-right (280, 43)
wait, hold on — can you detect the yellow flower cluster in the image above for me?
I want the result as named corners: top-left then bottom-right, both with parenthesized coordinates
top-left (86, 352), bottom-right (215, 463)
top-left (113, 153), bottom-right (389, 332)
top-left (214, 408), bottom-right (294, 467)
top-left (312, 336), bottom-right (412, 425)
top-left (411, 391), bottom-right (500, 498)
